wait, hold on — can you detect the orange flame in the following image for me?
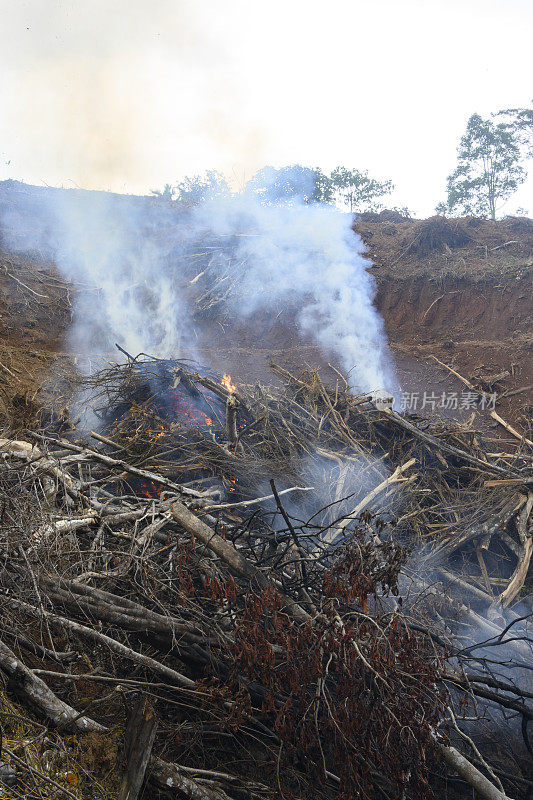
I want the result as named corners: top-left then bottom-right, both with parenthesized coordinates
top-left (139, 479), bottom-right (162, 499)
top-left (221, 373), bottom-right (236, 393)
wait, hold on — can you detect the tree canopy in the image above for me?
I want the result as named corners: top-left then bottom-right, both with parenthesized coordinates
top-left (172, 170), bottom-right (230, 204)
top-left (152, 164), bottom-right (397, 212)
top-left (330, 167), bottom-right (394, 213)
top-left (494, 102), bottom-right (533, 157)
top-left (245, 165), bottom-right (334, 205)
top-left (437, 113), bottom-right (527, 220)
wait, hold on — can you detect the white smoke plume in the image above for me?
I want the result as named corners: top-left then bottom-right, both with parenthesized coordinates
top-left (1, 185), bottom-right (195, 361)
top-left (190, 193), bottom-right (396, 393)
top-left (0, 180), bottom-right (397, 394)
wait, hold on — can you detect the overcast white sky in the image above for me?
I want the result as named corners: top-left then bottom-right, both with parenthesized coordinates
top-left (0, 0), bottom-right (531, 216)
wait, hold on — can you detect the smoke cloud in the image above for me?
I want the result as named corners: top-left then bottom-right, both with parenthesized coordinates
top-left (191, 194), bottom-right (396, 392)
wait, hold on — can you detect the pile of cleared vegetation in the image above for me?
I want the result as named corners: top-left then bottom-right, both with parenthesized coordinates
top-left (410, 216), bottom-right (472, 256)
top-left (0, 357), bottom-right (531, 800)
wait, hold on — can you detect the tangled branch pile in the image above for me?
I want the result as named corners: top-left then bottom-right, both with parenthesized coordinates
top-left (410, 217), bottom-right (472, 256)
top-left (0, 358), bottom-right (531, 800)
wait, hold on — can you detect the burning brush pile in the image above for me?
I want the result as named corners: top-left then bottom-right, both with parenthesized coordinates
top-left (0, 356), bottom-right (531, 800)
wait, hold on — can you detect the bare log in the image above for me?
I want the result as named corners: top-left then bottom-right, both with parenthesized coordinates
top-left (170, 500), bottom-right (311, 623)
top-left (436, 741), bottom-right (514, 800)
top-left (0, 639), bottom-right (105, 732)
top-left (118, 696), bottom-right (158, 800)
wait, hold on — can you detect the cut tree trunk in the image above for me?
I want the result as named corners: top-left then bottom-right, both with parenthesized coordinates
top-left (118, 696), bottom-right (158, 800)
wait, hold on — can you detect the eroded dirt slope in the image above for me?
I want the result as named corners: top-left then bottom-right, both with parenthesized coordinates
top-left (355, 212), bottom-right (532, 430)
top-left (0, 248), bottom-right (72, 428)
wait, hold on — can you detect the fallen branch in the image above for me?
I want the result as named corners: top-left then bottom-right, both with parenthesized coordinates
top-left (170, 500), bottom-right (311, 623)
top-left (203, 485), bottom-right (313, 511)
top-left (149, 758), bottom-right (235, 800)
top-left (493, 493), bottom-right (533, 608)
top-left (0, 639), bottom-right (105, 732)
top-left (381, 410), bottom-right (517, 476)
top-left (322, 459), bottom-right (417, 545)
top-left (489, 411), bottom-right (533, 448)
top-left (24, 431), bottom-right (206, 499)
top-left (435, 740), bottom-right (513, 800)
top-left (429, 356), bottom-right (475, 390)
top-left (4, 596), bottom-right (198, 691)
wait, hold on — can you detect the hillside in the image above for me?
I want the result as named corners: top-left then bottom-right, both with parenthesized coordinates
top-left (355, 211), bottom-right (533, 432)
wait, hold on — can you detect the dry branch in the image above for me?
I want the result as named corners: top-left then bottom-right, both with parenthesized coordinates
top-left (493, 492), bottom-right (533, 608)
top-left (436, 741), bottom-right (514, 800)
top-left (0, 639), bottom-right (105, 732)
top-left (381, 409), bottom-right (517, 476)
top-left (170, 499), bottom-right (311, 622)
top-left (490, 411), bottom-right (533, 448)
top-left (322, 458), bottom-right (417, 545)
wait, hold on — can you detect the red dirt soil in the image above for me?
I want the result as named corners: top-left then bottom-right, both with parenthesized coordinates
top-left (361, 213), bottom-right (532, 437)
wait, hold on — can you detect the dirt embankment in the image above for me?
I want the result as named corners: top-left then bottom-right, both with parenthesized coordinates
top-left (353, 212), bottom-right (532, 429)
top-left (0, 248), bottom-right (73, 429)
top-left (375, 272), bottom-right (530, 344)
top-left (374, 269), bottom-right (531, 386)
